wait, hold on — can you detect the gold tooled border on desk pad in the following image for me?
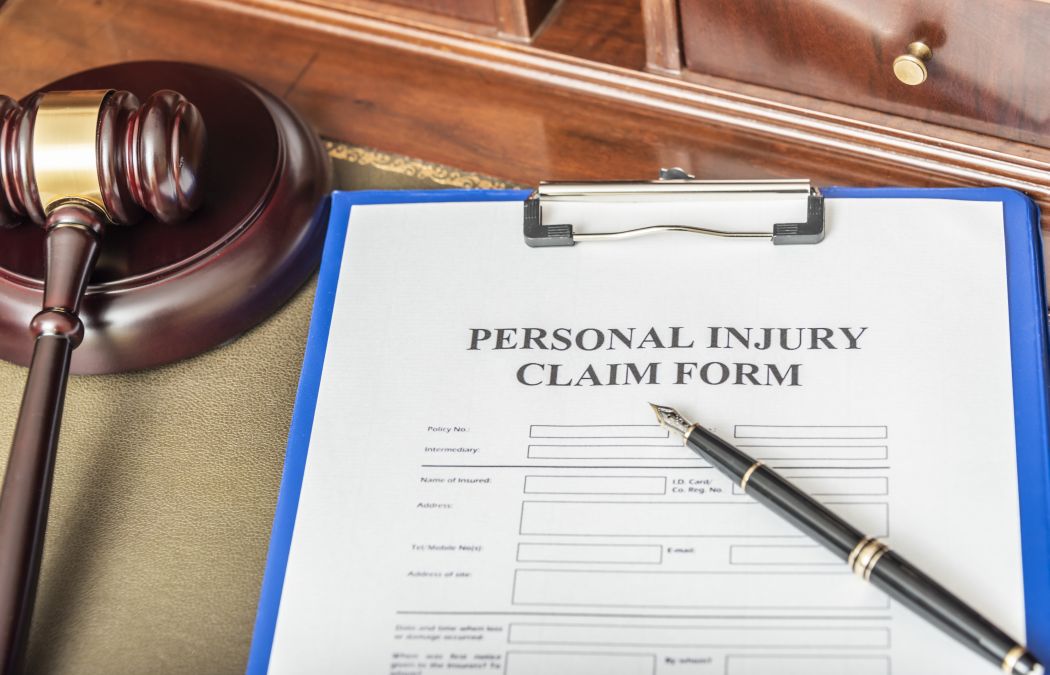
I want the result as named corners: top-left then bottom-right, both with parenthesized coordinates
top-left (325, 141), bottom-right (516, 190)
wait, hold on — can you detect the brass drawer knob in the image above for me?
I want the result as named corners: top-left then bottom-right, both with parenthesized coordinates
top-left (893, 41), bottom-right (932, 86)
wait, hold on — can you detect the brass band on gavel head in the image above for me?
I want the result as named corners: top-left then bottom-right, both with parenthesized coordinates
top-left (31, 90), bottom-right (114, 220)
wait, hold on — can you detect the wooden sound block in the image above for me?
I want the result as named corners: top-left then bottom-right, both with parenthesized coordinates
top-left (0, 61), bottom-right (331, 374)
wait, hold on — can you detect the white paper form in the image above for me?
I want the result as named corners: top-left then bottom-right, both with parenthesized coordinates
top-left (266, 196), bottom-right (1026, 675)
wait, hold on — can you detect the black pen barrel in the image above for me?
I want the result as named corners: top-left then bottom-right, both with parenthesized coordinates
top-left (868, 550), bottom-right (1041, 674)
top-left (686, 425), bottom-right (865, 558)
top-left (685, 425), bottom-right (1043, 675)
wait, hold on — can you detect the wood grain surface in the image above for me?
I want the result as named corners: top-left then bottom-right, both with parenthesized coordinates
top-left (0, 0), bottom-right (1048, 230)
top-left (678, 0), bottom-right (1050, 147)
top-left (640, 0), bottom-right (680, 74)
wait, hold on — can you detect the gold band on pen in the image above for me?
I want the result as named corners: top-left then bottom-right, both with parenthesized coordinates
top-left (862, 546), bottom-right (890, 581)
top-left (1002, 645), bottom-right (1027, 674)
top-left (851, 540), bottom-right (881, 577)
top-left (682, 423), bottom-right (697, 446)
top-left (739, 461), bottom-right (763, 492)
top-left (849, 537), bottom-right (890, 580)
top-left (847, 536), bottom-right (874, 569)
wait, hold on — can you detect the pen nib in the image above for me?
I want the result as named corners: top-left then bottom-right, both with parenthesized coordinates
top-left (649, 403), bottom-right (692, 437)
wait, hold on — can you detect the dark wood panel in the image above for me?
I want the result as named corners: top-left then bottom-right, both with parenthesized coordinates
top-left (678, 0), bottom-right (1050, 147)
top-left (514, 0), bottom-right (559, 36)
top-left (1, 0), bottom-right (1049, 230)
top-left (331, 0), bottom-right (499, 26)
top-left (533, 0), bottom-right (646, 70)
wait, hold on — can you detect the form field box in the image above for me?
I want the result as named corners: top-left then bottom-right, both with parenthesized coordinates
top-left (517, 543), bottom-right (663, 564)
top-left (726, 655), bottom-right (890, 675)
top-left (729, 545), bottom-right (839, 566)
top-left (528, 445), bottom-right (689, 460)
top-left (731, 476), bottom-right (888, 496)
top-left (738, 445), bottom-right (888, 461)
top-left (530, 425), bottom-right (668, 439)
top-left (505, 651), bottom-right (655, 675)
top-left (528, 444), bottom-right (887, 461)
top-left (509, 623), bottom-right (889, 649)
top-left (735, 425), bottom-right (887, 440)
top-left (520, 501), bottom-right (889, 538)
top-left (512, 569), bottom-right (888, 608)
top-left (524, 475), bottom-right (666, 495)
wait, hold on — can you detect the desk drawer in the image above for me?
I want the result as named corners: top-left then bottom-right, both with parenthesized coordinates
top-left (677, 0), bottom-right (1050, 146)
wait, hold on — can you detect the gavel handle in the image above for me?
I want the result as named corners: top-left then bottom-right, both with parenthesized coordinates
top-left (0, 336), bottom-right (74, 673)
top-left (0, 204), bottom-right (103, 674)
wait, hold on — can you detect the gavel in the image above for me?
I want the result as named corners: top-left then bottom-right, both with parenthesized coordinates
top-left (0, 89), bottom-right (205, 673)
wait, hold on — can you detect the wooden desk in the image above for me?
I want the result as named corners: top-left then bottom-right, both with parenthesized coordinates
top-left (2, 0), bottom-right (1048, 228)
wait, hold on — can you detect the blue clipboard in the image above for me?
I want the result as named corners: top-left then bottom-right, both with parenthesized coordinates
top-left (246, 187), bottom-right (1050, 673)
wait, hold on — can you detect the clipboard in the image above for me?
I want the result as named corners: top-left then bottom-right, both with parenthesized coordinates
top-left (820, 187), bottom-right (1050, 657)
top-left (247, 185), bottom-right (1050, 673)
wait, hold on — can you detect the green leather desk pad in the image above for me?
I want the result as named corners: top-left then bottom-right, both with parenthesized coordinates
top-left (0, 144), bottom-right (511, 674)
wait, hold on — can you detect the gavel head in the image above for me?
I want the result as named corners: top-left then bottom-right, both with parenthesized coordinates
top-left (0, 89), bottom-right (205, 230)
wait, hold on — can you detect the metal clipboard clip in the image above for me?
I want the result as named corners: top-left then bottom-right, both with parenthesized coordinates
top-left (523, 169), bottom-right (825, 247)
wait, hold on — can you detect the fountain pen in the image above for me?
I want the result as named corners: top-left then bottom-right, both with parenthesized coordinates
top-left (650, 403), bottom-right (1044, 675)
